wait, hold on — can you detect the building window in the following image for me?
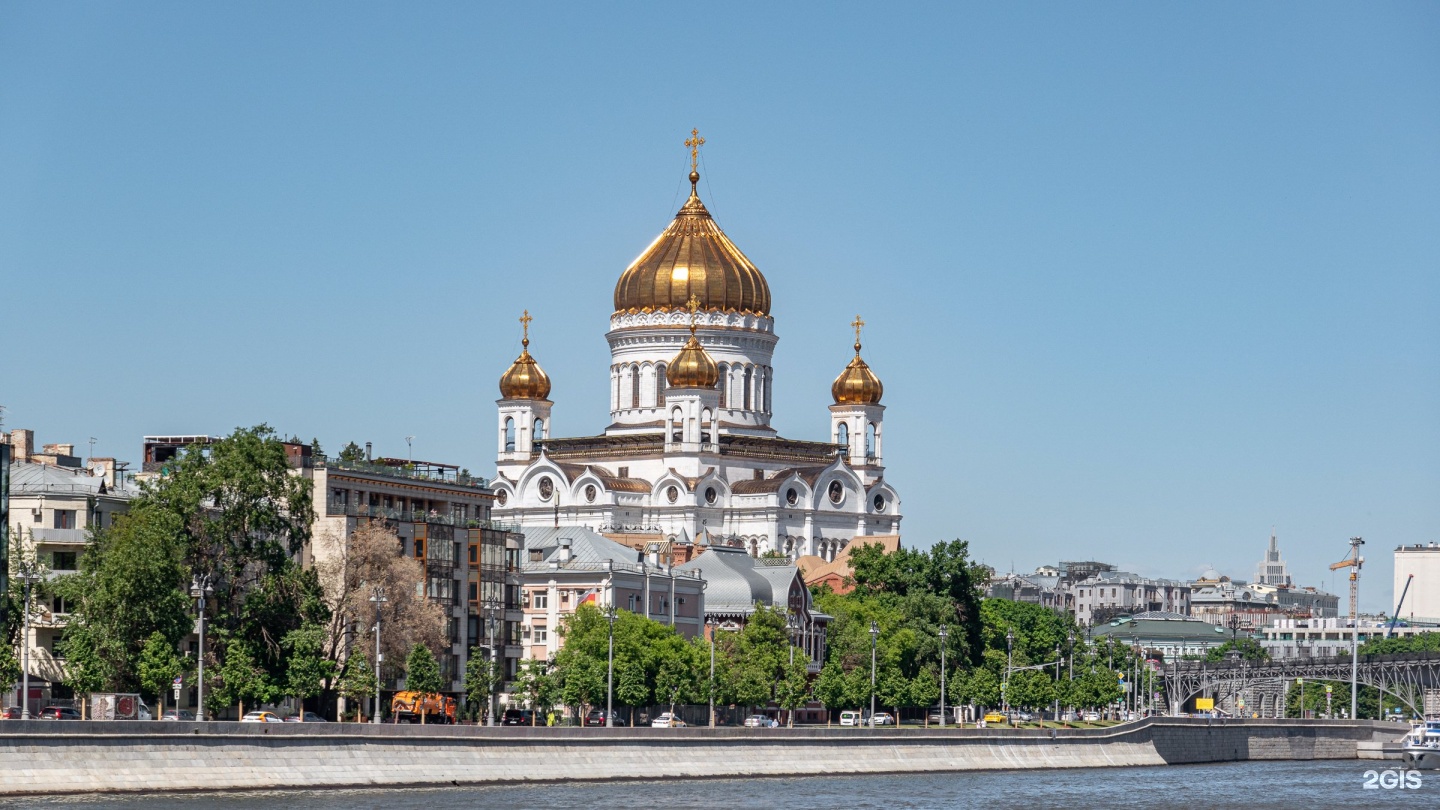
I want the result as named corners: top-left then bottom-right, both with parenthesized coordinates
top-left (656, 364), bottom-right (667, 401)
top-left (51, 551), bottom-right (77, 571)
top-left (469, 544), bottom-right (478, 565)
top-left (534, 418), bottom-right (545, 441)
top-left (55, 510), bottom-right (76, 529)
top-left (533, 626), bottom-right (548, 643)
top-left (529, 549), bottom-right (543, 563)
top-left (836, 422), bottom-right (849, 448)
top-left (468, 582), bottom-right (478, 602)
top-left (717, 364), bottom-right (728, 408)
top-left (631, 365), bottom-right (641, 409)
top-left (533, 592), bottom-right (548, 610)
top-left (504, 418), bottom-right (516, 452)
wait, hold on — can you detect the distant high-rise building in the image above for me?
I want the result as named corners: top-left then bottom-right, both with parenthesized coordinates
top-left (1394, 542), bottom-right (1440, 623)
top-left (1255, 530), bottom-right (1292, 587)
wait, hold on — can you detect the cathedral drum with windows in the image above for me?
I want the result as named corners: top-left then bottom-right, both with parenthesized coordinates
top-left (491, 134), bottom-right (901, 560)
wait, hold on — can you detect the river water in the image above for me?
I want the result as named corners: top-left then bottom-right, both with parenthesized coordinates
top-left (6, 760), bottom-right (1433, 809)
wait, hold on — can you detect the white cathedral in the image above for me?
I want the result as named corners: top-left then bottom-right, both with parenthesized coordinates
top-left (490, 146), bottom-right (902, 561)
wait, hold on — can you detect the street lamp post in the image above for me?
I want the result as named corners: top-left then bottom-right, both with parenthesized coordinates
top-left (869, 621), bottom-right (879, 727)
top-left (16, 567), bottom-right (39, 720)
top-left (785, 613), bottom-right (798, 728)
top-left (707, 618), bottom-right (717, 728)
top-left (369, 587), bottom-right (387, 724)
top-left (938, 624), bottom-right (949, 728)
top-left (189, 574), bottom-right (213, 722)
top-left (1132, 636), bottom-right (1140, 718)
top-left (486, 608), bottom-right (498, 727)
top-left (1054, 643), bottom-right (1062, 723)
top-left (1004, 629), bottom-right (1014, 718)
top-left (605, 605), bottom-right (617, 729)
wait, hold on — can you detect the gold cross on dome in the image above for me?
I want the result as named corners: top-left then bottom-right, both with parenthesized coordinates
top-left (686, 295), bottom-right (702, 334)
top-left (851, 314), bottom-right (865, 349)
top-left (685, 128), bottom-right (705, 172)
top-left (519, 310), bottom-right (532, 346)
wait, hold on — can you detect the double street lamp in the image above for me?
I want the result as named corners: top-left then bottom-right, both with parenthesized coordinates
top-left (1003, 629), bottom-right (1014, 718)
top-left (707, 618), bottom-right (717, 728)
top-left (604, 605), bottom-right (617, 729)
top-left (16, 567), bottom-right (39, 720)
top-left (785, 613), bottom-right (799, 728)
top-left (937, 624), bottom-right (949, 728)
top-left (485, 608), bottom-right (498, 727)
top-left (369, 587), bottom-right (386, 724)
top-left (189, 574), bottom-right (213, 722)
top-left (869, 621), bottom-right (879, 727)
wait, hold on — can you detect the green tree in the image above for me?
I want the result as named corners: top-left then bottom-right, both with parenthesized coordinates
top-left (910, 665), bottom-right (941, 723)
top-left (0, 644), bottom-right (22, 707)
top-left (136, 632), bottom-right (184, 718)
top-left (282, 624), bottom-right (335, 720)
top-left (1007, 668), bottom-right (1055, 711)
top-left (1201, 638), bottom-right (1269, 663)
top-left (464, 647), bottom-right (498, 723)
top-left (953, 667), bottom-right (1000, 709)
top-left (776, 650), bottom-right (812, 726)
top-left (813, 661), bottom-right (853, 721)
top-left (337, 442), bottom-right (365, 463)
top-left (514, 658), bottom-right (554, 726)
top-left (55, 505), bottom-right (192, 695)
top-left (336, 649), bottom-right (377, 722)
top-left (405, 643), bottom-right (443, 724)
top-left (216, 635), bottom-right (277, 717)
top-left (653, 640), bottom-right (699, 715)
top-left (614, 657), bottom-right (649, 725)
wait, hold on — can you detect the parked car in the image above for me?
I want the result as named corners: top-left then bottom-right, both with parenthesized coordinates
top-left (161, 710), bottom-right (196, 721)
top-left (584, 709), bottom-right (610, 727)
top-left (240, 711), bottom-right (284, 723)
top-left (870, 712), bottom-right (895, 726)
top-left (1082, 711), bottom-right (1101, 722)
top-left (501, 709), bottom-right (534, 726)
top-left (926, 708), bottom-right (949, 725)
top-left (838, 710), bottom-right (864, 727)
top-left (651, 712), bottom-right (686, 728)
top-left (38, 706), bottom-right (81, 720)
top-left (1, 707), bottom-right (22, 720)
top-left (283, 712), bottom-right (326, 723)
top-left (744, 714), bottom-right (778, 728)
top-left (981, 711), bottom-right (1008, 724)
top-left (1016, 711), bottom-right (1035, 723)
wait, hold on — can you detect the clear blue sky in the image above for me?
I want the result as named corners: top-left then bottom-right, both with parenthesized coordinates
top-left (3, 2), bottom-right (1436, 612)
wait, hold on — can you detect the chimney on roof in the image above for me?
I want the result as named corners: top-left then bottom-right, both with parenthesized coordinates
top-left (557, 536), bottom-right (572, 564)
top-left (365, 442), bottom-right (372, 461)
top-left (647, 542), bottom-right (661, 568)
top-left (10, 429), bottom-right (33, 462)
top-left (91, 458), bottom-right (117, 488)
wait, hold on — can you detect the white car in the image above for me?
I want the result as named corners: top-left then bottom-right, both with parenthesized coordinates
top-left (1082, 711), bottom-right (1101, 722)
top-left (240, 711), bottom-right (284, 723)
top-left (651, 712), bottom-right (687, 728)
top-left (871, 712), bottom-right (895, 726)
top-left (839, 710), bottom-right (863, 727)
top-left (744, 714), bottom-right (778, 728)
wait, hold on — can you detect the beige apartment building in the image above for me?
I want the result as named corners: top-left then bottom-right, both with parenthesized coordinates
top-left (3, 429), bottom-right (138, 714)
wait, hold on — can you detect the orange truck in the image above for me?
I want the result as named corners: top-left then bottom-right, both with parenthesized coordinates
top-left (390, 691), bottom-right (457, 724)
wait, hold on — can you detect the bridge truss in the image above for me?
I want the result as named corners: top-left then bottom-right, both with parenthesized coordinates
top-left (1164, 652), bottom-right (1440, 718)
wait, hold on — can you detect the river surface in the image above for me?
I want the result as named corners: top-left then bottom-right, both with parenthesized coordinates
top-left (5, 760), bottom-right (1433, 809)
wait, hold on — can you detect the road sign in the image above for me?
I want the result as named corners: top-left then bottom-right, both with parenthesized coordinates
top-left (173, 676), bottom-right (183, 686)
top-left (1325, 684), bottom-right (1333, 694)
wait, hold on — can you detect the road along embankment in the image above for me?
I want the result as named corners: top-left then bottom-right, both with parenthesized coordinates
top-left (0, 717), bottom-right (1402, 795)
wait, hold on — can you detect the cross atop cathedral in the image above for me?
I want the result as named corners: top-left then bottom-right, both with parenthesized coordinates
top-left (685, 128), bottom-right (705, 173)
top-left (520, 309), bottom-right (532, 347)
top-left (686, 294), bottom-right (702, 334)
top-left (851, 314), bottom-right (865, 352)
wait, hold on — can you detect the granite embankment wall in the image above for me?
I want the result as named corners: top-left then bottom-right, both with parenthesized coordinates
top-left (0, 718), bottom-right (1401, 795)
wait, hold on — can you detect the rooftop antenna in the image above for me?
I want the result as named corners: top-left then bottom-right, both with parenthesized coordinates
top-left (405, 436), bottom-right (415, 464)
top-left (88, 437), bottom-right (97, 460)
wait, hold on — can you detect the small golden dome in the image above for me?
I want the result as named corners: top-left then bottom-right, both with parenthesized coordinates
top-left (831, 316), bottom-right (883, 405)
top-left (499, 311), bottom-right (551, 400)
top-left (612, 169), bottom-right (771, 316)
top-left (666, 296), bottom-right (720, 389)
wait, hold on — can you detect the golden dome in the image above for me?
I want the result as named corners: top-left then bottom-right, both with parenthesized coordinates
top-left (666, 297), bottom-right (721, 389)
top-left (613, 170), bottom-right (771, 316)
top-left (831, 315), bottom-right (883, 405)
top-left (499, 311), bottom-right (551, 400)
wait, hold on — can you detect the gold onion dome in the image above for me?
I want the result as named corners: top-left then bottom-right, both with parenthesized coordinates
top-left (613, 132), bottom-right (770, 315)
top-left (667, 297), bottom-right (721, 388)
top-left (499, 311), bottom-right (551, 400)
top-left (831, 315), bottom-right (883, 405)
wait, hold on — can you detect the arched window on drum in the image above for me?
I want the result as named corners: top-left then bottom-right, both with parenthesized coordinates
top-left (503, 418), bottom-right (516, 452)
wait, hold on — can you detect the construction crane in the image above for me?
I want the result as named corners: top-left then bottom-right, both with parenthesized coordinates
top-left (1330, 537), bottom-right (1364, 718)
top-left (1386, 574), bottom-right (1414, 639)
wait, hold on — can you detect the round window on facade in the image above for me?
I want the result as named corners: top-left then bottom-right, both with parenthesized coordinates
top-left (666, 486), bottom-right (679, 504)
top-left (705, 486), bottom-right (718, 505)
top-left (585, 484), bottom-right (597, 503)
top-left (785, 488), bottom-right (798, 506)
top-left (538, 477), bottom-right (554, 501)
top-left (873, 493), bottom-right (885, 512)
top-left (496, 490), bottom-right (508, 506)
top-left (828, 480), bottom-right (844, 504)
